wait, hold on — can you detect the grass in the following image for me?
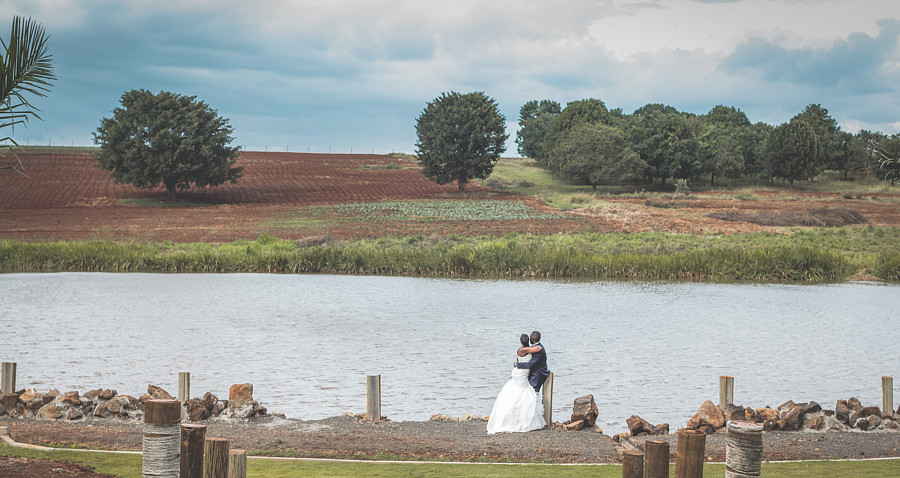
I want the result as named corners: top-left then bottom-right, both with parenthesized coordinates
top-left (3, 229), bottom-right (898, 281)
top-left (2, 443), bottom-right (898, 477)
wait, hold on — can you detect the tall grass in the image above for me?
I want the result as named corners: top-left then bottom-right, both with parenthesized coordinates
top-left (1, 232), bottom-right (881, 282)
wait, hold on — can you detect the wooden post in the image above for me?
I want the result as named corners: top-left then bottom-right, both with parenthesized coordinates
top-left (1, 362), bottom-right (16, 395)
top-left (366, 375), bottom-right (381, 421)
top-left (542, 372), bottom-right (553, 426)
top-left (719, 375), bottom-right (734, 410)
top-left (203, 437), bottom-right (229, 478)
top-left (227, 449), bottom-right (247, 478)
top-left (725, 421), bottom-right (763, 478)
top-left (622, 450), bottom-right (644, 478)
top-left (142, 399), bottom-right (181, 478)
top-left (883, 376), bottom-right (894, 419)
top-left (180, 424), bottom-right (206, 478)
top-left (178, 372), bottom-right (191, 404)
top-left (645, 439), bottom-right (670, 478)
top-left (675, 428), bottom-right (706, 478)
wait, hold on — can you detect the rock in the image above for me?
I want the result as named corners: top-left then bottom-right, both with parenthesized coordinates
top-left (565, 420), bottom-right (585, 431)
top-left (185, 398), bottom-right (210, 421)
top-left (210, 401), bottom-right (226, 418)
top-left (37, 403), bottom-right (62, 420)
top-left (804, 415), bottom-right (825, 430)
top-left (778, 400), bottom-right (796, 412)
top-left (755, 407), bottom-right (779, 422)
top-left (25, 397), bottom-right (44, 412)
top-left (20, 388), bottom-right (41, 403)
top-left (824, 415), bottom-right (847, 431)
top-left (227, 384), bottom-right (255, 418)
top-left (822, 409), bottom-right (834, 417)
top-left (743, 407), bottom-right (758, 422)
top-left (853, 416), bottom-right (870, 430)
top-left (93, 402), bottom-right (109, 418)
top-left (835, 401), bottom-right (851, 425)
top-left (58, 392), bottom-right (81, 406)
top-left (699, 424), bottom-right (716, 435)
top-left (723, 404), bottom-right (746, 422)
top-left (139, 394), bottom-right (151, 404)
top-left (688, 400), bottom-right (726, 430)
top-left (861, 406), bottom-right (881, 418)
top-left (83, 389), bottom-right (103, 400)
top-left (847, 397), bottom-right (862, 412)
top-left (571, 395), bottom-right (599, 427)
top-left (850, 410), bottom-right (863, 426)
top-left (883, 420), bottom-right (899, 430)
top-left (202, 392), bottom-right (218, 410)
top-left (612, 432), bottom-right (630, 442)
top-left (626, 415), bottom-right (653, 436)
top-left (107, 396), bottom-right (130, 415)
top-left (779, 404), bottom-right (804, 431)
top-left (148, 385), bottom-right (173, 400)
top-left (0, 403), bottom-right (6, 417)
top-left (868, 415), bottom-right (882, 429)
top-left (763, 419), bottom-right (777, 431)
top-left (81, 401), bottom-right (95, 415)
top-left (802, 402), bottom-right (822, 415)
top-left (66, 406), bottom-right (84, 420)
top-left (42, 390), bottom-right (59, 405)
top-left (99, 389), bottom-right (117, 400)
top-left (123, 395), bottom-right (141, 411)
top-left (0, 393), bottom-right (20, 410)
top-left (650, 423), bottom-right (670, 435)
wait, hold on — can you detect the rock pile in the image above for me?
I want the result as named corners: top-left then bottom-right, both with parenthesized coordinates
top-left (685, 398), bottom-right (899, 433)
top-left (0, 383), bottom-right (270, 422)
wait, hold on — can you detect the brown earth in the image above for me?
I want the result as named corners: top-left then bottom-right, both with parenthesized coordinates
top-left (2, 150), bottom-right (900, 242)
top-left (0, 455), bottom-right (116, 478)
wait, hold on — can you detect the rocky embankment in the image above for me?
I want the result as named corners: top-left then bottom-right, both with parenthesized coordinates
top-left (0, 383), bottom-right (273, 423)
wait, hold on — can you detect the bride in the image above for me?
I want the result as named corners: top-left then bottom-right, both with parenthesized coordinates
top-left (486, 334), bottom-right (546, 434)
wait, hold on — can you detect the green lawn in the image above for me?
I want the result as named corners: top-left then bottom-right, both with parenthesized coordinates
top-left (2, 443), bottom-right (898, 477)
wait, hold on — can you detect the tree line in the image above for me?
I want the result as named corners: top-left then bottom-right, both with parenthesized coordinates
top-left (517, 99), bottom-right (900, 189)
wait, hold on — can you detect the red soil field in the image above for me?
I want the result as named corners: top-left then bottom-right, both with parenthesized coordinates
top-left (2, 150), bottom-right (899, 242)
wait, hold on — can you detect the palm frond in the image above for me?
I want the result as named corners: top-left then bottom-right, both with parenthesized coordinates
top-left (0, 16), bottom-right (56, 121)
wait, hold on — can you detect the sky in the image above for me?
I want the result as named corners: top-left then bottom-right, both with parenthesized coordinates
top-left (3, 0), bottom-right (899, 154)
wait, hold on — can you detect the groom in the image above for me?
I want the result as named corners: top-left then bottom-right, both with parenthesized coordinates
top-left (515, 330), bottom-right (550, 393)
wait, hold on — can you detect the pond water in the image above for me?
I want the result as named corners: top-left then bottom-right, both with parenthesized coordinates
top-left (1, 273), bottom-right (897, 433)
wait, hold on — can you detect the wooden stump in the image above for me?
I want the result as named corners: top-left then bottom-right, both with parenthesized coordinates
top-left (719, 375), bottom-right (734, 411)
top-left (1, 362), bottom-right (16, 395)
top-left (725, 421), bottom-right (763, 478)
top-left (203, 438), bottom-right (229, 478)
top-left (675, 428), bottom-right (706, 478)
top-left (622, 450), bottom-right (644, 478)
top-left (541, 372), bottom-right (553, 426)
top-left (366, 375), bottom-right (381, 421)
top-left (178, 372), bottom-right (191, 404)
top-left (645, 439), bottom-right (670, 478)
top-left (180, 424), bottom-right (206, 478)
top-left (884, 376), bottom-right (894, 419)
top-left (142, 399), bottom-right (181, 478)
top-left (227, 449), bottom-right (247, 478)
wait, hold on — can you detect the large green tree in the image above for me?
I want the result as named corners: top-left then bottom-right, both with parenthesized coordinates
top-left (544, 122), bottom-right (645, 190)
top-left (541, 98), bottom-right (610, 163)
top-left (1, 16), bottom-right (55, 176)
top-left (94, 90), bottom-right (242, 202)
top-left (832, 131), bottom-right (868, 179)
top-left (415, 91), bottom-right (507, 192)
top-left (764, 118), bottom-right (823, 188)
top-left (794, 104), bottom-right (840, 171)
top-left (628, 105), bottom-right (701, 184)
top-left (515, 99), bottom-right (560, 161)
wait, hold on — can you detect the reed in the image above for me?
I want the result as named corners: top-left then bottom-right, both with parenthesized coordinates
top-left (0, 234), bottom-right (868, 282)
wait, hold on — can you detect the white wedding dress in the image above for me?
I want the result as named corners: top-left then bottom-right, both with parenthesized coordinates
top-left (486, 353), bottom-right (546, 434)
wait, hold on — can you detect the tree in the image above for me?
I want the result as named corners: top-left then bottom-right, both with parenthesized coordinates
top-left (0, 16), bottom-right (55, 176)
top-left (764, 118), bottom-right (823, 188)
top-left (94, 90), bottom-right (242, 202)
top-left (541, 98), bottom-right (610, 162)
top-left (870, 134), bottom-right (900, 185)
top-left (794, 104), bottom-right (839, 172)
top-left (832, 131), bottom-right (867, 180)
top-left (515, 99), bottom-right (560, 161)
top-left (544, 122), bottom-right (645, 190)
top-left (628, 105), bottom-right (701, 184)
top-left (414, 91), bottom-right (508, 193)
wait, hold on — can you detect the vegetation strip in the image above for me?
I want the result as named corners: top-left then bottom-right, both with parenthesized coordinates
top-left (2, 231), bottom-right (899, 281)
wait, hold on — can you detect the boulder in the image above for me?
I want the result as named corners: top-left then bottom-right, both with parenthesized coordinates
top-left (867, 415), bottom-right (882, 429)
top-left (861, 406), bottom-right (881, 418)
top-left (83, 389), bottom-right (103, 400)
top-left (847, 397), bottom-right (862, 412)
top-left (778, 404), bottom-right (804, 431)
top-left (822, 409), bottom-right (834, 417)
top-left (883, 420), bottom-right (899, 430)
top-left (743, 407), bottom-right (758, 422)
top-left (850, 410), bottom-right (863, 426)
top-left (755, 407), bottom-right (779, 422)
top-left (66, 406), bottom-right (84, 420)
top-left (210, 400), bottom-right (226, 418)
top-left (93, 402), bottom-right (109, 418)
top-left (20, 388), bottom-right (41, 403)
top-left (650, 423), bottom-right (670, 435)
top-left (803, 415), bottom-right (825, 430)
top-left (227, 384), bottom-right (255, 419)
top-left (802, 402), bottom-right (822, 415)
top-left (58, 392), bottom-right (81, 406)
top-left (123, 395), bottom-right (142, 411)
top-left (626, 415), bottom-right (653, 436)
top-left (723, 404), bottom-right (746, 422)
top-left (107, 396), bottom-right (130, 415)
top-left (565, 420), bottom-right (585, 431)
top-left (99, 389), bottom-right (117, 400)
top-left (612, 432), bottom-right (630, 442)
top-left (148, 385), bottom-right (173, 400)
top-left (763, 419), bottom-right (777, 431)
top-left (687, 400), bottom-right (726, 429)
top-left (778, 400), bottom-right (796, 412)
top-left (0, 392), bottom-right (20, 410)
top-left (25, 397), bottom-right (44, 412)
top-left (835, 401), bottom-right (851, 425)
top-left (81, 400), bottom-right (95, 416)
top-left (42, 390), bottom-right (59, 405)
top-left (571, 395), bottom-right (599, 427)
top-left (202, 392), bottom-right (219, 410)
top-left (185, 398), bottom-right (210, 422)
top-left (37, 403), bottom-right (62, 420)
top-left (853, 416), bottom-right (870, 430)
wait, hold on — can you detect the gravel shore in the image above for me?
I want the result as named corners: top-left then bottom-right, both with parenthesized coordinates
top-left (3, 415), bottom-right (900, 464)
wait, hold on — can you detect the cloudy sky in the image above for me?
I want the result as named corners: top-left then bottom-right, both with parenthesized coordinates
top-left (4, 0), bottom-right (899, 154)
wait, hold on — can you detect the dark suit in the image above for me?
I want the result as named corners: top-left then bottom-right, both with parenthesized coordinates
top-left (515, 343), bottom-right (549, 392)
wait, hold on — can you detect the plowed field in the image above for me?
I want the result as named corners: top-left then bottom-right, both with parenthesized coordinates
top-left (2, 149), bottom-right (899, 242)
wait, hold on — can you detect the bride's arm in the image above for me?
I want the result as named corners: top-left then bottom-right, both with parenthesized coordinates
top-left (519, 345), bottom-right (542, 354)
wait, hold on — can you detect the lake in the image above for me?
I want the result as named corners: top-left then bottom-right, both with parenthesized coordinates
top-left (1, 273), bottom-right (897, 433)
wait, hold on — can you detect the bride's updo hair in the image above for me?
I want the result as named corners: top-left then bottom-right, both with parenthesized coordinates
top-left (520, 334), bottom-right (529, 347)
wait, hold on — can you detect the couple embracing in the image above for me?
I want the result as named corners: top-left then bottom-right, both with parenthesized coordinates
top-left (486, 330), bottom-right (550, 434)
